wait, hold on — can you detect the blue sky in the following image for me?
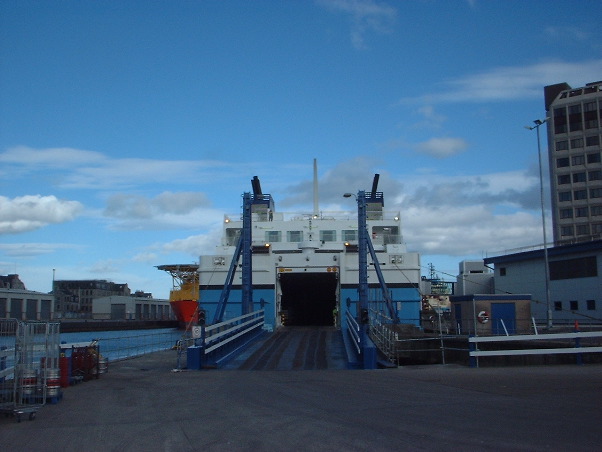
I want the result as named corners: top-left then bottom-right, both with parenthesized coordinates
top-left (1, 0), bottom-right (601, 298)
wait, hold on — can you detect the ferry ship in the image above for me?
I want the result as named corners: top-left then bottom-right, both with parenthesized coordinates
top-left (190, 161), bottom-right (422, 331)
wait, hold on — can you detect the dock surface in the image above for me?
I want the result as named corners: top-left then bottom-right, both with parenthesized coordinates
top-left (2, 349), bottom-right (601, 451)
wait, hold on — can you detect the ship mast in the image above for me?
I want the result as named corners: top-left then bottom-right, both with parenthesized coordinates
top-left (313, 158), bottom-right (319, 217)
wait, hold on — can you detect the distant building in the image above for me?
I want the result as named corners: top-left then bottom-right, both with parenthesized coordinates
top-left (93, 295), bottom-right (172, 320)
top-left (484, 240), bottom-right (602, 324)
top-left (0, 274), bottom-right (27, 290)
top-left (545, 80), bottom-right (602, 245)
top-left (0, 275), bottom-right (54, 320)
top-left (455, 260), bottom-right (493, 296)
top-left (53, 279), bottom-right (131, 318)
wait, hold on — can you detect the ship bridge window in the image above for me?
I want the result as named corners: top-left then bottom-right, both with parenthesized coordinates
top-left (342, 230), bottom-right (357, 241)
top-left (265, 231), bottom-right (282, 242)
top-left (320, 230), bottom-right (336, 242)
top-left (226, 228), bottom-right (241, 246)
top-left (287, 231), bottom-right (303, 242)
top-left (371, 226), bottom-right (400, 244)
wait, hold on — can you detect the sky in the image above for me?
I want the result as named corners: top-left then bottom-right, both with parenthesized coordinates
top-left (1, 0), bottom-right (602, 299)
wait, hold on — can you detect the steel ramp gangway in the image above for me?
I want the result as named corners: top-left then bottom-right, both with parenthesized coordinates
top-left (176, 309), bottom-right (266, 370)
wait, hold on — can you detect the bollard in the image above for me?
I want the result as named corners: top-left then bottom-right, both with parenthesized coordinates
top-left (574, 321), bottom-right (583, 365)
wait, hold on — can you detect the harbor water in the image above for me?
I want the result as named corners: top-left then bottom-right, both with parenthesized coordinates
top-left (60, 328), bottom-right (184, 362)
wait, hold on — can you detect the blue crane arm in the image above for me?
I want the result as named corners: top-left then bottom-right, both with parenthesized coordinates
top-left (212, 233), bottom-right (243, 324)
top-left (366, 234), bottom-right (400, 323)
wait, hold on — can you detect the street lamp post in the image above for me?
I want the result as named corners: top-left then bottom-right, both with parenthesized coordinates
top-left (526, 118), bottom-right (552, 329)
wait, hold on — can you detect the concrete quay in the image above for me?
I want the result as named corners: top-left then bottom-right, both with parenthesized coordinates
top-left (2, 350), bottom-right (601, 451)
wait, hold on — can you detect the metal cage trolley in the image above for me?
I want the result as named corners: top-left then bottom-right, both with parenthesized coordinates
top-left (0, 319), bottom-right (60, 422)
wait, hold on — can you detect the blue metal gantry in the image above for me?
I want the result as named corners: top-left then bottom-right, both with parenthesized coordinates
top-left (213, 177), bottom-right (273, 324)
top-left (353, 176), bottom-right (400, 368)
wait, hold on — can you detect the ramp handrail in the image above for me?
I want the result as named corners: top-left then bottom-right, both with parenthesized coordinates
top-left (468, 330), bottom-right (602, 367)
top-left (346, 310), bottom-right (361, 355)
top-left (369, 311), bottom-right (399, 364)
top-left (185, 309), bottom-right (265, 369)
top-left (204, 310), bottom-right (264, 354)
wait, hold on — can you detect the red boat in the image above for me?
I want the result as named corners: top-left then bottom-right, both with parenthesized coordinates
top-left (169, 299), bottom-right (199, 325)
top-left (156, 264), bottom-right (200, 326)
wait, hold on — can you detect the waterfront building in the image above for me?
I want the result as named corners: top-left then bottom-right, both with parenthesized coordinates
top-left (0, 274), bottom-right (54, 320)
top-left (545, 81), bottom-right (602, 245)
top-left (484, 240), bottom-right (602, 324)
top-left (93, 295), bottom-right (172, 320)
top-left (455, 260), bottom-right (493, 296)
top-left (53, 279), bottom-right (131, 318)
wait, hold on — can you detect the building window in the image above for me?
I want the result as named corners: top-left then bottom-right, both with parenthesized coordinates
top-left (556, 140), bottom-right (569, 151)
top-left (571, 138), bottom-right (584, 149)
top-left (590, 188), bottom-right (602, 199)
top-left (560, 208), bottom-right (573, 219)
top-left (554, 107), bottom-right (567, 134)
top-left (574, 189), bottom-right (587, 200)
top-left (557, 157), bottom-right (570, 168)
top-left (592, 223), bottom-right (602, 234)
top-left (592, 205), bottom-right (602, 216)
top-left (586, 136), bottom-right (600, 146)
top-left (499, 267), bottom-right (506, 276)
top-left (559, 191), bottom-right (572, 202)
top-left (587, 153), bottom-right (601, 164)
top-left (554, 301), bottom-right (563, 311)
top-left (584, 101), bottom-right (597, 112)
top-left (287, 231), bottom-right (303, 242)
top-left (573, 172), bottom-right (586, 183)
top-left (572, 155), bottom-right (585, 166)
top-left (320, 230), bottom-right (336, 242)
top-left (265, 231), bottom-right (282, 242)
top-left (550, 256), bottom-right (597, 280)
top-left (569, 104), bottom-right (583, 132)
top-left (560, 225), bottom-right (574, 236)
top-left (569, 300), bottom-right (579, 311)
top-left (557, 174), bottom-right (571, 185)
top-left (584, 102), bottom-right (599, 129)
top-left (575, 207), bottom-right (588, 217)
top-left (342, 230), bottom-right (357, 242)
top-left (589, 170), bottom-right (602, 181)
top-left (586, 299), bottom-right (596, 310)
top-left (576, 224), bottom-right (590, 235)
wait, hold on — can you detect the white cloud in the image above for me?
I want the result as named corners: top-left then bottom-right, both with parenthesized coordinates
top-left (0, 146), bottom-right (106, 167)
top-left (89, 259), bottom-right (121, 275)
top-left (280, 157), bottom-right (403, 207)
top-left (415, 137), bottom-right (469, 158)
top-left (317, 0), bottom-right (397, 49)
top-left (412, 105), bottom-right (446, 129)
top-left (103, 191), bottom-right (221, 230)
top-left (132, 252), bottom-right (159, 264)
top-left (545, 26), bottom-right (590, 42)
top-left (0, 242), bottom-right (82, 257)
top-left (0, 195), bottom-right (83, 234)
top-left (403, 205), bottom-right (545, 256)
top-left (161, 230), bottom-right (222, 257)
top-left (0, 146), bottom-right (234, 190)
top-left (399, 59), bottom-right (602, 104)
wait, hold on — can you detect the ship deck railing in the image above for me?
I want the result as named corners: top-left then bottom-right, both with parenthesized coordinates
top-left (224, 210), bottom-right (402, 223)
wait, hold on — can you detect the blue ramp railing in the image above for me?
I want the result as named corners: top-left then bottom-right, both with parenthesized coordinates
top-left (186, 310), bottom-right (265, 370)
top-left (344, 309), bottom-right (376, 369)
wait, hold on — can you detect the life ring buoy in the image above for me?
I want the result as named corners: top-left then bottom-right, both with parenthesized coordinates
top-left (477, 310), bottom-right (489, 324)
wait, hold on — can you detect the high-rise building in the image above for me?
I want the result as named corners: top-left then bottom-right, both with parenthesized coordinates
top-left (545, 81), bottom-right (602, 245)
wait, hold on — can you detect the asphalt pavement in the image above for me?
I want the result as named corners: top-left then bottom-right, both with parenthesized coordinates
top-left (1, 349), bottom-right (601, 451)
